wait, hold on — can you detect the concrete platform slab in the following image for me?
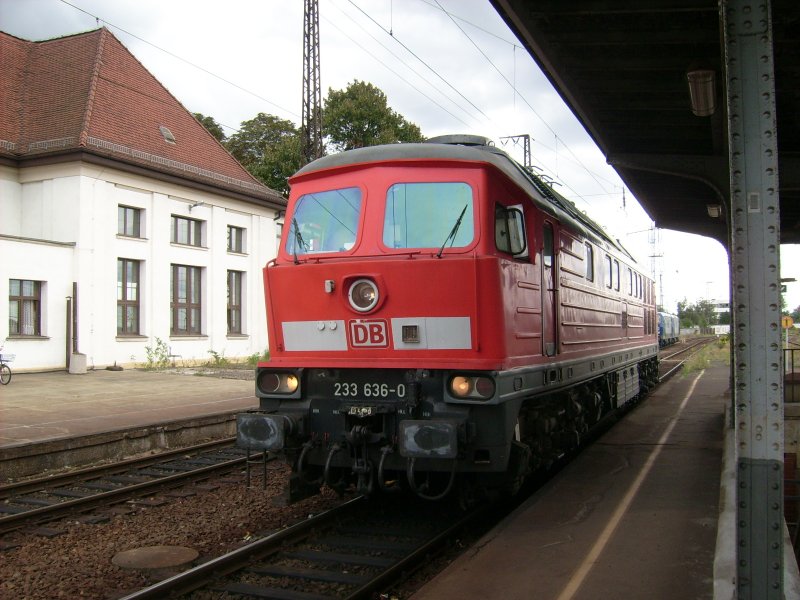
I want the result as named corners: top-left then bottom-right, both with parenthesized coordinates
top-left (0, 368), bottom-right (257, 480)
top-left (412, 366), bottom-right (728, 600)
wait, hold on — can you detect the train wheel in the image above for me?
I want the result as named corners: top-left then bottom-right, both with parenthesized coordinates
top-left (503, 440), bottom-right (532, 496)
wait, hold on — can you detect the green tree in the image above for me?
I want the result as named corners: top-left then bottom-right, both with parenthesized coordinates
top-left (678, 298), bottom-right (718, 328)
top-left (323, 80), bottom-right (425, 151)
top-left (227, 113), bottom-right (300, 169)
top-left (790, 305), bottom-right (800, 322)
top-left (225, 113), bottom-right (302, 194)
top-left (250, 134), bottom-right (304, 196)
top-left (193, 112), bottom-right (226, 142)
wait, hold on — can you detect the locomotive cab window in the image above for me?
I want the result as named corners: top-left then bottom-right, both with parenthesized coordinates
top-left (383, 182), bottom-right (474, 250)
top-left (543, 222), bottom-right (554, 268)
top-left (585, 243), bottom-right (594, 281)
top-left (495, 204), bottom-right (527, 257)
top-left (286, 187), bottom-right (362, 255)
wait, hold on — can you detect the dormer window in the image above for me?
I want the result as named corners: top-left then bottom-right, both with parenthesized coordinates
top-left (159, 125), bottom-right (176, 144)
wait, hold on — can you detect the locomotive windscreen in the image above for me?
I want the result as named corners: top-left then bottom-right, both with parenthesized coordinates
top-left (286, 187), bottom-right (362, 254)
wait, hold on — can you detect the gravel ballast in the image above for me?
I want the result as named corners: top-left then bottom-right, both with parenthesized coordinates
top-left (0, 466), bottom-right (347, 600)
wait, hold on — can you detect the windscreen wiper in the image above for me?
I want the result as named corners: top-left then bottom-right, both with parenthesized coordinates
top-left (291, 217), bottom-right (308, 264)
top-left (436, 204), bottom-right (468, 259)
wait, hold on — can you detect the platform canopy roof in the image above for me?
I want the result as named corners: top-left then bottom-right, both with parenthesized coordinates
top-left (490, 0), bottom-right (800, 245)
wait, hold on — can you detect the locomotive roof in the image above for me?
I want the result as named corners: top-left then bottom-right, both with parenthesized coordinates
top-left (295, 137), bottom-right (634, 261)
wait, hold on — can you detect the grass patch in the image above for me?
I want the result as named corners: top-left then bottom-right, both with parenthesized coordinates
top-left (682, 337), bottom-right (731, 373)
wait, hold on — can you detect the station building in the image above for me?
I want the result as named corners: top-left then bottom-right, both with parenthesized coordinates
top-left (0, 28), bottom-right (286, 372)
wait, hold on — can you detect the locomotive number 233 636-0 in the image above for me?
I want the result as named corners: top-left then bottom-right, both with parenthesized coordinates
top-left (333, 382), bottom-right (407, 399)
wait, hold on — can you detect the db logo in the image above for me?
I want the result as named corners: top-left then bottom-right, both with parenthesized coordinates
top-left (349, 319), bottom-right (389, 348)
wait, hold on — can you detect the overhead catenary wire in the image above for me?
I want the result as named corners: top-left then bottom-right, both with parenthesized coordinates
top-left (323, 6), bottom-right (476, 128)
top-left (338, 0), bottom-right (619, 205)
top-left (344, 0), bottom-right (490, 122)
top-left (58, 0), bottom-right (301, 121)
top-left (428, 0), bottom-right (614, 196)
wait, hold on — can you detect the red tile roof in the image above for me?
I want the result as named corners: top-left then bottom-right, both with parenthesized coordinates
top-left (0, 28), bottom-right (284, 206)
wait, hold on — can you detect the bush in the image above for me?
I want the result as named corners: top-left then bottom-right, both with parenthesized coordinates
top-left (246, 349), bottom-right (270, 366)
top-left (683, 339), bottom-right (730, 373)
top-left (207, 349), bottom-right (230, 367)
top-left (144, 337), bottom-right (171, 370)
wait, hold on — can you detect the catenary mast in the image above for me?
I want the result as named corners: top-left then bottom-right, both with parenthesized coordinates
top-left (301, 0), bottom-right (323, 164)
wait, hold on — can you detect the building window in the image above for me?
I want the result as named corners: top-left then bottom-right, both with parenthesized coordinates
top-left (227, 270), bottom-right (243, 334)
top-left (9, 279), bottom-right (41, 336)
top-left (171, 215), bottom-right (202, 247)
top-left (117, 259), bottom-right (140, 335)
top-left (227, 226), bottom-right (245, 253)
top-left (171, 264), bottom-right (202, 335)
top-left (118, 205), bottom-right (141, 237)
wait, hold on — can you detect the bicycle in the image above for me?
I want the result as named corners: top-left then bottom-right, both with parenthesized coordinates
top-left (0, 345), bottom-right (13, 385)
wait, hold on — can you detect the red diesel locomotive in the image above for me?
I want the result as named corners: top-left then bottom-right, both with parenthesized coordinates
top-left (237, 135), bottom-right (659, 503)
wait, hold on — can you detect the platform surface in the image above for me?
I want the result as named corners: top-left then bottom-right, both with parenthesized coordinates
top-left (413, 365), bottom-right (728, 600)
top-left (0, 368), bottom-right (257, 450)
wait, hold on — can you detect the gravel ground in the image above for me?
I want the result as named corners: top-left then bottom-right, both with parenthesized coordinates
top-left (0, 465), bottom-right (349, 600)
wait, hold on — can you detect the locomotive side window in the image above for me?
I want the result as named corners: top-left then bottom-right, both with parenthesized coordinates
top-left (585, 243), bottom-right (594, 281)
top-left (605, 255), bottom-right (613, 288)
top-left (383, 182), bottom-right (474, 250)
top-left (614, 260), bottom-right (620, 291)
top-left (628, 267), bottom-right (634, 295)
top-left (286, 187), bottom-right (361, 255)
top-left (543, 222), bottom-right (554, 268)
top-left (495, 204), bottom-right (527, 257)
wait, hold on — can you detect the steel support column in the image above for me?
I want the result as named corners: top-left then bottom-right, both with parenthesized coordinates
top-left (723, 1), bottom-right (783, 597)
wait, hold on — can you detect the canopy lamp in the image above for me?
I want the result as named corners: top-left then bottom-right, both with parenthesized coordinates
top-left (687, 69), bottom-right (716, 117)
top-left (707, 204), bottom-right (722, 218)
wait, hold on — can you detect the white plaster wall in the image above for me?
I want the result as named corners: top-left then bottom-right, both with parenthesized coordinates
top-left (2, 160), bottom-right (280, 371)
top-left (0, 237), bottom-right (75, 369)
top-left (0, 165), bottom-right (22, 235)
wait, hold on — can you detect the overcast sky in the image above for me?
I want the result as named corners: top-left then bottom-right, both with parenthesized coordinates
top-left (4, 0), bottom-right (796, 313)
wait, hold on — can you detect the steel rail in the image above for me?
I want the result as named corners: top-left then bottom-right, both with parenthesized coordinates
top-left (658, 337), bottom-right (717, 383)
top-left (0, 444), bottom-right (257, 534)
top-left (117, 496), bottom-right (368, 600)
top-left (659, 337), bottom-right (715, 362)
top-left (0, 437), bottom-right (237, 497)
top-left (344, 503), bottom-right (489, 599)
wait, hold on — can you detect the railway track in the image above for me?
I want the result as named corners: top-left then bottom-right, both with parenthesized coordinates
top-left (0, 438), bottom-right (257, 534)
top-left (120, 494), bottom-right (487, 600)
top-left (658, 336), bottom-right (717, 380)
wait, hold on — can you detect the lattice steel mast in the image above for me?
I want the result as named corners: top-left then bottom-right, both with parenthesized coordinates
top-left (301, 0), bottom-right (323, 164)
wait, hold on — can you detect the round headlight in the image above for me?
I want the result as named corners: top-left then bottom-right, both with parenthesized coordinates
top-left (259, 372), bottom-right (281, 393)
top-left (348, 279), bottom-right (379, 312)
top-left (450, 376), bottom-right (473, 398)
top-left (449, 375), bottom-right (495, 400)
top-left (258, 371), bottom-right (299, 394)
top-left (284, 374), bottom-right (299, 393)
top-left (474, 377), bottom-right (495, 398)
